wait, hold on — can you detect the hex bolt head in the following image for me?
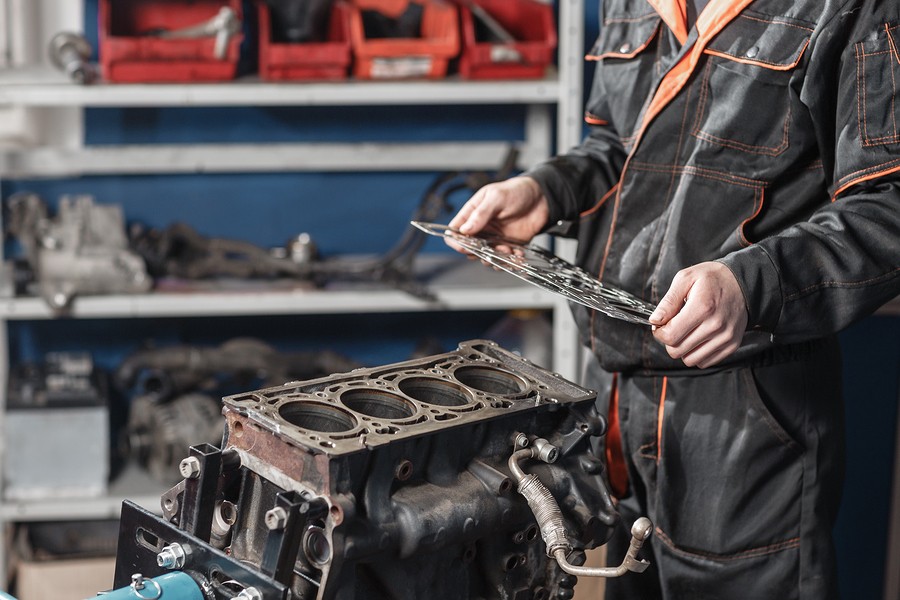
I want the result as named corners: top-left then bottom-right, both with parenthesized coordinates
top-left (157, 543), bottom-right (187, 569)
top-left (236, 586), bottom-right (262, 600)
top-left (179, 456), bottom-right (201, 479)
top-left (264, 506), bottom-right (288, 531)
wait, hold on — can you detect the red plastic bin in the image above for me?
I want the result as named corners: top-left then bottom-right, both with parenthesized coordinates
top-left (349, 0), bottom-right (460, 79)
top-left (99, 0), bottom-right (243, 83)
top-left (457, 0), bottom-right (556, 80)
top-left (258, 1), bottom-right (352, 80)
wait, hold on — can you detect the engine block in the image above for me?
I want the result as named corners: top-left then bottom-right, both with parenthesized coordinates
top-left (113, 341), bottom-right (626, 600)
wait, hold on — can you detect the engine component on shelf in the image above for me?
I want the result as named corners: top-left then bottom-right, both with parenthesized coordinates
top-left (126, 392), bottom-right (224, 486)
top-left (4, 353), bottom-right (110, 500)
top-left (148, 6), bottom-right (241, 59)
top-left (129, 221), bottom-right (318, 281)
top-left (112, 340), bottom-right (651, 600)
top-left (128, 149), bottom-right (519, 300)
top-left (48, 31), bottom-right (96, 84)
top-left (412, 221), bottom-right (657, 325)
top-left (5, 192), bottom-right (152, 311)
top-left (117, 338), bottom-right (362, 485)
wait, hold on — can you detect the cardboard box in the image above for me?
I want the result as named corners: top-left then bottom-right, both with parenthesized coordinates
top-left (14, 557), bottom-right (116, 600)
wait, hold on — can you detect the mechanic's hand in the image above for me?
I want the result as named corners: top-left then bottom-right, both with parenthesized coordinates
top-left (650, 262), bottom-right (748, 369)
top-left (447, 176), bottom-right (550, 252)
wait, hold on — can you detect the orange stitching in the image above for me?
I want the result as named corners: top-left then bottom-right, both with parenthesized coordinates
top-left (690, 59), bottom-right (791, 156)
top-left (785, 268), bottom-right (900, 300)
top-left (628, 161), bottom-right (767, 188)
top-left (592, 22), bottom-right (661, 61)
top-left (654, 527), bottom-right (801, 562)
top-left (737, 13), bottom-right (814, 32)
top-left (580, 183), bottom-right (619, 217)
top-left (703, 38), bottom-right (809, 71)
top-left (691, 61), bottom-right (712, 143)
top-left (836, 156), bottom-right (900, 186)
top-left (888, 23), bottom-right (900, 65)
top-left (890, 32), bottom-right (898, 141)
top-left (856, 43), bottom-right (866, 145)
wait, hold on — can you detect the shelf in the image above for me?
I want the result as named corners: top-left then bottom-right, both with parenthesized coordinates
top-left (0, 67), bottom-right (562, 108)
top-left (0, 256), bottom-right (563, 320)
top-left (0, 141), bottom-right (544, 177)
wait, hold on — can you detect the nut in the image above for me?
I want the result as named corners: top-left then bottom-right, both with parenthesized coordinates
top-left (264, 506), bottom-right (288, 531)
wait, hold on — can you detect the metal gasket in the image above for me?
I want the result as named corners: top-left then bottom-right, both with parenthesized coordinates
top-left (412, 221), bottom-right (654, 326)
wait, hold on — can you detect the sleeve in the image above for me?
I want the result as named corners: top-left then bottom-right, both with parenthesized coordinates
top-left (524, 53), bottom-right (629, 229)
top-left (719, 1), bottom-right (900, 341)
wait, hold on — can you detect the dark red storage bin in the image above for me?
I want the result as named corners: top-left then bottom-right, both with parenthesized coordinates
top-left (457, 0), bottom-right (556, 80)
top-left (349, 0), bottom-right (460, 79)
top-left (99, 0), bottom-right (243, 83)
top-left (258, 1), bottom-right (352, 80)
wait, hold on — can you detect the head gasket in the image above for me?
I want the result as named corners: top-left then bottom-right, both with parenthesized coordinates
top-left (412, 221), bottom-right (655, 326)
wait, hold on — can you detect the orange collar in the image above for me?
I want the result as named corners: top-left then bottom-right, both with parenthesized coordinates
top-left (647, 0), bottom-right (751, 45)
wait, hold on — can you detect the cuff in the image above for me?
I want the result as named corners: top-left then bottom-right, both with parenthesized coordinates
top-left (717, 245), bottom-right (784, 333)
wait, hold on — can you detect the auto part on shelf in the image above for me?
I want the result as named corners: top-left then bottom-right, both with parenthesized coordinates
top-left (4, 352), bottom-right (110, 500)
top-left (5, 192), bottom-right (152, 311)
top-left (48, 31), bottom-right (96, 84)
top-left (148, 6), bottom-right (241, 59)
top-left (117, 338), bottom-right (361, 485)
top-left (128, 150), bottom-right (519, 300)
top-left (112, 340), bottom-right (651, 600)
top-left (412, 222), bottom-right (656, 325)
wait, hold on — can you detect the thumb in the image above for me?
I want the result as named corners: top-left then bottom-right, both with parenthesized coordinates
top-left (650, 272), bottom-right (692, 326)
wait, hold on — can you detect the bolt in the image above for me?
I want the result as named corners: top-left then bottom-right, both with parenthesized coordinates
top-left (179, 456), bottom-right (201, 479)
top-left (264, 506), bottom-right (288, 531)
top-left (235, 586), bottom-right (262, 600)
top-left (131, 574), bottom-right (146, 590)
top-left (157, 543), bottom-right (187, 569)
top-left (532, 438), bottom-right (559, 463)
top-left (514, 433), bottom-right (529, 448)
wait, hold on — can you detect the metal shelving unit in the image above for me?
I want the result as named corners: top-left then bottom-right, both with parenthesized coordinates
top-left (0, 0), bottom-right (587, 588)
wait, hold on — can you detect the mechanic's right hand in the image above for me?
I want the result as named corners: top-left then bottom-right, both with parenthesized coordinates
top-left (447, 176), bottom-right (550, 254)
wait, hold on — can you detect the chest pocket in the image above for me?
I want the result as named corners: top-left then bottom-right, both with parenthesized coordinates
top-left (691, 13), bottom-right (812, 157)
top-left (588, 13), bottom-right (662, 144)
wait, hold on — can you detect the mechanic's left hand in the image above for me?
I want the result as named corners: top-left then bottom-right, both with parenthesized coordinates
top-left (649, 262), bottom-right (748, 369)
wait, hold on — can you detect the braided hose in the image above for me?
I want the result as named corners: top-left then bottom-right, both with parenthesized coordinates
top-left (508, 437), bottom-right (652, 578)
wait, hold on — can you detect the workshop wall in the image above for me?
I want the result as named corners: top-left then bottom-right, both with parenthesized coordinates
top-left (2, 2), bottom-right (897, 598)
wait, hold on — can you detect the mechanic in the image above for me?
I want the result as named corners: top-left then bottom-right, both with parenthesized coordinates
top-left (448, 0), bottom-right (900, 598)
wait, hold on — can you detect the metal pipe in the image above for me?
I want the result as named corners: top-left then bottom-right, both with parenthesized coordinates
top-left (508, 437), bottom-right (653, 578)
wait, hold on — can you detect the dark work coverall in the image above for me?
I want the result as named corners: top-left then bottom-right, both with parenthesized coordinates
top-left (525, 0), bottom-right (900, 598)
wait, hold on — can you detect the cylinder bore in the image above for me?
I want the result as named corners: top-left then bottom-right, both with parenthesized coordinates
top-left (453, 365), bottom-right (528, 397)
top-left (398, 377), bottom-right (474, 407)
top-left (279, 401), bottom-right (357, 433)
top-left (340, 389), bottom-right (416, 420)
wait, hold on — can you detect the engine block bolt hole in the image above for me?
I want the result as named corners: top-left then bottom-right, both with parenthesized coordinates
top-left (303, 526), bottom-right (332, 567)
top-left (503, 554), bottom-right (523, 572)
top-left (398, 377), bottom-right (473, 407)
top-left (395, 459), bottom-right (413, 481)
top-left (340, 389), bottom-right (416, 420)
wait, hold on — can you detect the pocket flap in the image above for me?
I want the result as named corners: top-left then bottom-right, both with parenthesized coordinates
top-left (704, 13), bottom-right (812, 70)
top-left (588, 14), bottom-right (661, 60)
